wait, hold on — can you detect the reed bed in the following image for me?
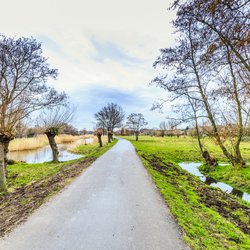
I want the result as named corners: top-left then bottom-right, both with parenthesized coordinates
top-left (9, 136), bottom-right (48, 152)
top-left (55, 135), bottom-right (81, 144)
top-left (9, 134), bottom-right (94, 152)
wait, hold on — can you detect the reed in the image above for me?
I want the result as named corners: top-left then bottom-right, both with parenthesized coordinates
top-left (9, 136), bottom-right (48, 152)
top-left (9, 134), bottom-right (93, 152)
top-left (55, 135), bottom-right (81, 144)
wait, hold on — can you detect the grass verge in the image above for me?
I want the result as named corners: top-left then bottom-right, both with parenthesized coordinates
top-left (199, 164), bottom-right (250, 194)
top-left (0, 139), bottom-right (117, 237)
top-left (123, 136), bottom-right (250, 194)
top-left (125, 136), bottom-right (250, 250)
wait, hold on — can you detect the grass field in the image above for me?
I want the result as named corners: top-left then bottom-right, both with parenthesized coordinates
top-left (124, 136), bottom-right (250, 250)
top-left (123, 136), bottom-right (250, 193)
top-left (123, 135), bottom-right (250, 162)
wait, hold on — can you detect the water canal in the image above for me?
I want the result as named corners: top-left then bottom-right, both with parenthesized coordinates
top-left (179, 162), bottom-right (250, 203)
top-left (8, 138), bottom-right (93, 163)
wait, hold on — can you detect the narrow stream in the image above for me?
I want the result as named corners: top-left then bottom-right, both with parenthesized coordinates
top-left (179, 162), bottom-right (250, 203)
top-left (8, 138), bottom-right (93, 163)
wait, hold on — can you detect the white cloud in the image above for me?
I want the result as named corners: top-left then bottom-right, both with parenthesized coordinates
top-left (1, 0), bottom-right (176, 129)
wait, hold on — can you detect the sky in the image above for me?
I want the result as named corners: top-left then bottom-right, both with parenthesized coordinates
top-left (1, 0), bottom-right (176, 130)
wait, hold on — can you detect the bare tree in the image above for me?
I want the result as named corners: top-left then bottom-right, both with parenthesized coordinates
top-left (38, 106), bottom-right (74, 162)
top-left (173, 0), bottom-right (250, 167)
top-left (172, 0), bottom-right (250, 72)
top-left (126, 113), bottom-right (148, 141)
top-left (0, 35), bottom-right (67, 191)
top-left (152, 4), bottom-right (250, 167)
top-left (151, 18), bottom-right (218, 164)
top-left (159, 121), bottom-right (167, 137)
top-left (94, 103), bottom-right (125, 143)
top-left (96, 129), bottom-right (103, 147)
top-left (15, 121), bottom-right (28, 138)
top-left (60, 123), bottom-right (78, 135)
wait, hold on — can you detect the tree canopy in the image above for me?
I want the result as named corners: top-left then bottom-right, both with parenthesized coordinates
top-left (94, 103), bottom-right (125, 132)
top-left (0, 35), bottom-right (67, 139)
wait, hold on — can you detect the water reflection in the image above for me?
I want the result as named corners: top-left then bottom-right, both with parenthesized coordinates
top-left (178, 162), bottom-right (250, 203)
top-left (8, 138), bottom-right (93, 163)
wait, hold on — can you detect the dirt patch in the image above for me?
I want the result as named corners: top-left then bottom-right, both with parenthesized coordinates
top-left (142, 154), bottom-right (250, 235)
top-left (196, 185), bottom-right (250, 235)
top-left (0, 157), bottom-right (95, 238)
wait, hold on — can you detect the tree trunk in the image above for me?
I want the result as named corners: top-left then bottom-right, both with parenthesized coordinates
top-left (191, 105), bottom-right (204, 156)
top-left (135, 131), bottom-right (139, 141)
top-left (226, 45), bottom-right (245, 167)
top-left (107, 130), bottom-right (113, 143)
top-left (202, 150), bottom-right (218, 168)
top-left (0, 143), bottom-right (7, 192)
top-left (0, 135), bottom-right (12, 192)
top-left (97, 134), bottom-right (103, 147)
top-left (46, 133), bottom-right (59, 162)
top-left (3, 140), bottom-right (10, 174)
top-left (189, 31), bottom-right (236, 166)
top-left (205, 176), bottom-right (216, 185)
top-left (189, 98), bottom-right (217, 167)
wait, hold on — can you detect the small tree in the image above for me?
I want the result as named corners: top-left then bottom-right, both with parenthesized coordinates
top-left (60, 123), bottom-right (78, 135)
top-left (126, 113), bottom-right (148, 141)
top-left (0, 35), bottom-right (67, 191)
top-left (96, 129), bottom-right (103, 147)
top-left (39, 106), bottom-right (74, 162)
top-left (94, 103), bottom-right (125, 143)
top-left (159, 121), bottom-right (167, 137)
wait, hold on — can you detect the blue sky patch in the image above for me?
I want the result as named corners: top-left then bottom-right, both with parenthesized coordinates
top-left (90, 36), bottom-right (141, 66)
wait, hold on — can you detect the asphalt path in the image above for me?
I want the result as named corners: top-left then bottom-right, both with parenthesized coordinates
top-left (0, 138), bottom-right (188, 250)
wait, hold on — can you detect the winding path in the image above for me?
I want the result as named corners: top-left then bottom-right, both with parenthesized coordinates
top-left (0, 138), bottom-right (188, 250)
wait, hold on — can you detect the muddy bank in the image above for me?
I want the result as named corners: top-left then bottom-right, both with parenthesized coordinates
top-left (0, 157), bottom-right (95, 238)
top-left (141, 154), bottom-right (250, 235)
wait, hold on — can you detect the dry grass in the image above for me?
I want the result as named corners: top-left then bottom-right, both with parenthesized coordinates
top-left (92, 135), bottom-right (108, 144)
top-left (55, 135), bottom-right (81, 144)
top-left (9, 134), bottom-right (95, 152)
top-left (9, 136), bottom-right (48, 152)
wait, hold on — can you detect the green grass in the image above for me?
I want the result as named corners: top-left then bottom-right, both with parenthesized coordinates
top-left (124, 136), bottom-right (250, 250)
top-left (7, 161), bottom-right (66, 191)
top-left (71, 139), bottom-right (117, 158)
top-left (123, 135), bottom-right (250, 162)
top-left (125, 136), bottom-right (206, 162)
top-left (199, 164), bottom-right (250, 194)
top-left (5, 139), bottom-right (117, 193)
top-left (123, 136), bottom-right (250, 194)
